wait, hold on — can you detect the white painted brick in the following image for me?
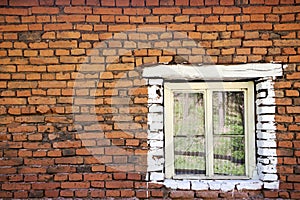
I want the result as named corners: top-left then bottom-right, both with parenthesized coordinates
top-left (256, 98), bottom-right (275, 106)
top-left (149, 79), bottom-right (163, 85)
top-left (236, 180), bottom-right (263, 190)
top-left (257, 131), bottom-right (276, 139)
top-left (256, 80), bottom-right (273, 90)
top-left (149, 140), bottom-right (164, 148)
top-left (257, 140), bottom-right (276, 148)
top-left (257, 115), bottom-right (275, 122)
top-left (268, 157), bottom-right (278, 165)
top-left (260, 164), bottom-right (277, 173)
top-left (148, 113), bottom-right (163, 123)
top-left (177, 180), bottom-right (190, 190)
top-left (164, 179), bottom-right (178, 189)
top-left (149, 104), bottom-right (163, 113)
top-left (148, 132), bottom-right (163, 140)
top-left (148, 85), bottom-right (163, 104)
top-left (264, 181), bottom-right (279, 189)
top-left (258, 148), bottom-right (277, 156)
top-left (150, 172), bottom-right (164, 181)
top-left (220, 181), bottom-right (237, 192)
top-left (259, 173), bottom-right (278, 181)
top-left (148, 122), bottom-right (163, 131)
top-left (257, 158), bottom-right (271, 165)
top-left (256, 122), bottom-right (276, 130)
top-left (191, 181), bottom-right (209, 190)
top-left (208, 181), bottom-right (221, 190)
top-left (257, 106), bottom-right (276, 114)
top-left (148, 148), bottom-right (163, 156)
top-left (257, 91), bottom-right (267, 98)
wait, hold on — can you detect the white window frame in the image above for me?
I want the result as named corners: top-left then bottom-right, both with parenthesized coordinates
top-left (164, 82), bottom-right (256, 180)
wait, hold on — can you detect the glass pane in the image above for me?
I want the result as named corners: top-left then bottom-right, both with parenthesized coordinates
top-left (213, 136), bottom-right (245, 176)
top-left (174, 136), bottom-right (206, 175)
top-left (213, 91), bottom-right (245, 176)
top-left (213, 91), bottom-right (244, 135)
top-left (174, 92), bottom-right (205, 136)
top-left (173, 92), bottom-right (205, 175)
top-left (174, 136), bottom-right (205, 174)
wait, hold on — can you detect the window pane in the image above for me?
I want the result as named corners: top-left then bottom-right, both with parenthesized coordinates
top-left (213, 136), bottom-right (245, 176)
top-left (173, 92), bottom-right (205, 175)
top-left (174, 92), bottom-right (205, 136)
top-left (212, 91), bottom-right (245, 176)
top-left (174, 136), bottom-right (205, 175)
top-left (213, 91), bottom-right (244, 135)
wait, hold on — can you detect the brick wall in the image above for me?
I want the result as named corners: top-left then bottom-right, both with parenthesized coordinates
top-left (0, 0), bottom-right (299, 199)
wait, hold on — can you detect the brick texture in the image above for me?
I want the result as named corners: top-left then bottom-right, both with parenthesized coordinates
top-left (0, 0), bottom-right (299, 199)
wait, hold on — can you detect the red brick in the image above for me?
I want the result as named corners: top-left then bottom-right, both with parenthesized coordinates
top-left (9, 0), bottom-right (38, 6)
top-left (243, 23), bottom-right (272, 30)
top-left (44, 23), bottom-right (73, 31)
top-left (93, 8), bottom-right (122, 15)
top-left (2, 183), bottom-right (31, 190)
top-left (64, 6), bottom-right (92, 14)
top-left (106, 181), bottom-right (133, 189)
top-left (32, 7), bottom-right (59, 14)
top-left (190, 0), bottom-right (204, 5)
top-left (0, 25), bottom-right (28, 32)
top-left (170, 191), bottom-right (195, 198)
top-left (273, 6), bottom-right (300, 13)
top-left (153, 7), bottom-right (181, 15)
top-left (61, 182), bottom-right (90, 189)
top-left (275, 23), bottom-right (300, 31)
top-left (213, 7), bottom-right (241, 14)
top-left (243, 6), bottom-right (272, 14)
top-left (197, 24), bottom-right (226, 32)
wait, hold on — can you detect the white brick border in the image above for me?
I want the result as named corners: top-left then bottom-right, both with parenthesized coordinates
top-left (145, 64), bottom-right (285, 191)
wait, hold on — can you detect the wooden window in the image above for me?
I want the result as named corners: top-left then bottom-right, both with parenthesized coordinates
top-left (165, 82), bottom-right (255, 179)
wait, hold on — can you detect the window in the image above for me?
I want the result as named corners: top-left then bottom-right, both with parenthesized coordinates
top-left (165, 82), bottom-right (255, 180)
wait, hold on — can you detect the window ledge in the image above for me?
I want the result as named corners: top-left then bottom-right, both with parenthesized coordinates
top-left (143, 63), bottom-right (284, 80)
top-left (164, 179), bottom-right (267, 192)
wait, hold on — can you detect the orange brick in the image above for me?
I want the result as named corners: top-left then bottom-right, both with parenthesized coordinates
top-left (175, 0), bottom-right (189, 5)
top-left (0, 98), bottom-right (26, 105)
top-left (0, 25), bottom-right (28, 32)
top-left (243, 6), bottom-right (272, 14)
top-left (153, 7), bottom-right (181, 15)
top-left (93, 8), bottom-right (122, 14)
top-left (82, 33), bottom-right (99, 41)
top-left (243, 40), bottom-right (272, 47)
top-left (108, 25), bottom-right (136, 32)
top-left (213, 7), bottom-right (241, 14)
top-left (49, 41), bottom-right (77, 48)
top-left (57, 15), bottom-right (85, 22)
top-left (273, 6), bottom-right (300, 13)
top-left (44, 23), bottom-right (73, 31)
top-left (167, 24), bottom-right (195, 31)
top-left (116, 0), bottom-right (130, 6)
top-left (64, 6), bottom-right (92, 14)
top-left (197, 24), bottom-right (226, 32)
top-left (30, 57), bottom-right (58, 64)
top-left (213, 39), bottom-right (241, 47)
top-left (75, 24), bottom-right (93, 31)
top-left (61, 182), bottom-right (90, 189)
top-left (0, 8), bottom-right (28, 16)
top-left (31, 7), bottom-right (59, 14)
top-left (243, 23), bottom-right (272, 30)
top-left (183, 7), bottom-right (211, 14)
top-left (274, 23), bottom-right (300, 31)
top-left (10, 0), bottom-right (38, 6)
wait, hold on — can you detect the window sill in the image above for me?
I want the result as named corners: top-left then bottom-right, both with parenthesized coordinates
top-left (172, 174), bottom-right (251, 180)
top-left (164, 179), bottom-right (265, 192)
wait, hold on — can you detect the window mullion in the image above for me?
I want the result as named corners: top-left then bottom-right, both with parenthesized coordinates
top-left (165, 86), bottom-right (174, 179)
top-left (205, 90), bottom-right (214, 177)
